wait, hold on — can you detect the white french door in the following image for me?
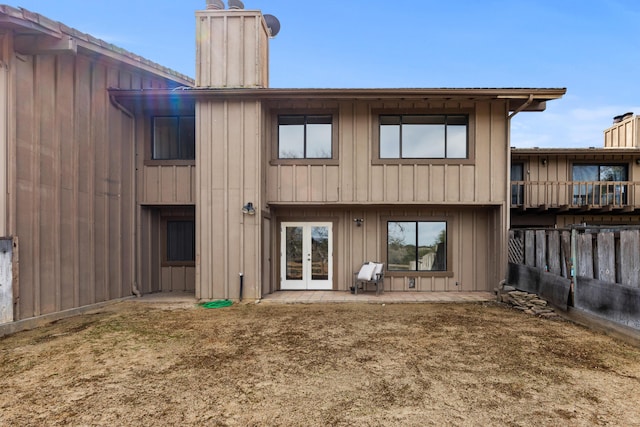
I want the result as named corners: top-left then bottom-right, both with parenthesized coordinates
top-left (280, 222), bottom-right (333, 290)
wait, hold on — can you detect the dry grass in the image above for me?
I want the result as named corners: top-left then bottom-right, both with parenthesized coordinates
top-left (1, 301), bottom-right (639, 426)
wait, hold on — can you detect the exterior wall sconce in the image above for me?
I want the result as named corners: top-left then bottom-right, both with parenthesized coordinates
top-left (242, 202), bottom-right (256, 215)
top-left (541, 158), bottom-right (547, 165)
top-left (635, 158), bottom-right (640, 165)
top-left (353, 218), bottom-right (364, 227)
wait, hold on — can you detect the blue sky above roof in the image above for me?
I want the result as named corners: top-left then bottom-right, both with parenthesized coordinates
top-left (6, 0), bottom-right (639, 148)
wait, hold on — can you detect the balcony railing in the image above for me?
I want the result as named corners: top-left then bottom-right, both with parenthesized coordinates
top-left (511, 181), bottom-right (638, 211)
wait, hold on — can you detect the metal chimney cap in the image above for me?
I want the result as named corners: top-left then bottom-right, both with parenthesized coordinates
top-left (228, 0), bottom-right (245, 9)
top-left (206, 0), bottom-right (225, 10)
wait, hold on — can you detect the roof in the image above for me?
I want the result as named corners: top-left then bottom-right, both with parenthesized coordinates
top-left (0, 4), bottom-right (194, 87)
top-left (512, 147), bottom-right (640, 155)
top-left (110, 87), bottom-right (566, 112)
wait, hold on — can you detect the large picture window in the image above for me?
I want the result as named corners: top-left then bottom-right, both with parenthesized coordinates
top-left (278, 115), bottom-right (332, 159)
top-left (166, 220), bottom-right (195, 264)
top-left (152, 116), bottom-right (195, 160)
top-left (387, 221), bottom-right (447, 271)
top-left (379, 115), bottom-right (468, 159)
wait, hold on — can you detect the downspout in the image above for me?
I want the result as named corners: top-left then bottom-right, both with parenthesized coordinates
top-left (109, 94), bottom-right (141, 298)
top-left (508, 94), bottom-right (534, 120)
top-left (504, 94), bottom-right (534, 287)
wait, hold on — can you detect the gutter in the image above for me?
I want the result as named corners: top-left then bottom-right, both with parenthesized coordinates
top-left (508, 94), bottom-right (534, 120)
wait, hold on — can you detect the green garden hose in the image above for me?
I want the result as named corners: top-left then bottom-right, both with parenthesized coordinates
top-left (199, 300), bottom-right (233, 309)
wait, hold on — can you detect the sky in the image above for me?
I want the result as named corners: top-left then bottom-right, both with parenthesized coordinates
top-left (6, 0), bottom-right (640, 148)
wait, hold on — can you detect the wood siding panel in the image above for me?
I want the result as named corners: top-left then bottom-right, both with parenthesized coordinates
top-left (197, 101), bottom-right (263, 300)
top-left (430, 165), bottom-right (445, 202)
top-left (196, 11), bottom-right (268, 88)
top-left (141, 165), bottom-right (196, 204)
top-left (270, 206), bottom-right (496, 294)
top-left (266, 100), bottom-right (509, 206)
top-left (11, 46), bottom-right (173, 320)
top-left (446, 165), bottom-right (460, 202)
top-left (474, 103), bottom-right (492, 202)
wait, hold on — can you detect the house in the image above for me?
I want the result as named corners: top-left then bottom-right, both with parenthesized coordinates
top-left (511, 112), bottom-right (640, 228)
top-left (1, 1), bottom-right (566, 330)
top-left (0, 5), bottom-right (193, 325)
top-left (111, 3), bottom-right (565, 301)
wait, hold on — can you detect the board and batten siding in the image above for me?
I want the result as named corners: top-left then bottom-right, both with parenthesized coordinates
top-left (10, 50), bottom-right (173, 320)
top-left (269, 207), bottom-right (496, 292)
top-left (266, 100), bottom-right (509, 205)
top-left (605, 115), bottom-right (638, 148)
top-left (141, 165), bottom-right (196, 204)
top-left (196, 100), bottom-right (264, 300)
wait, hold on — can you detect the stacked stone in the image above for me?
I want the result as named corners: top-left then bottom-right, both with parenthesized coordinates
top-left (499, 286), bottom-right (558, 318)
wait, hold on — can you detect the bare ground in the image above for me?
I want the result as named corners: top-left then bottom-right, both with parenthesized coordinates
top-left (1, 300), bottom-right (639, 426)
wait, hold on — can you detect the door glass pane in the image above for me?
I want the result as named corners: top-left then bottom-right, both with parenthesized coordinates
top-left (311, 226), bottom-right (329, 280)
top-left (572, 165), bottom-right (598, 204)
top-left (285, 227), bottom-right (303, 280)
top-left (600, 165), bottom-right (627, 181)
top-left (511, 163), bottom-right (524, 205)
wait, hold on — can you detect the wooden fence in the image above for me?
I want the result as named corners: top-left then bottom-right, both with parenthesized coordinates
top-left (508, 226), bottom-right (640, 330)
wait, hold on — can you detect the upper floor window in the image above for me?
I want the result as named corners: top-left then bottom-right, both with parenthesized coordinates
top-left (278, 115), bottom-right (332, 159)
top-left (511, 162), bottom-right (525, 205)
top-left (387, 221), bottom-right (447, 272)
top-left (379, 115), bottom-right (468, 159)
top-left (152, 116), bottom-right (195, 160)
top-left (572, 164), bottom-right (628, 206)
top-left (572, 164), bottom-right (628, 182)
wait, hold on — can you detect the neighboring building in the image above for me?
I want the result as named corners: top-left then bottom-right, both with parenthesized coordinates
top-left (0, 5), bottom-right (193, 323)
top-left (511, 112), bottom-right (640, 228)
top-left (1, 2), bottom-right (568, 330)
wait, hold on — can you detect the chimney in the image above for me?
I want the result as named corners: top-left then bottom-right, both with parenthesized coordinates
top-left (196, 1), bottom-right (272, 88)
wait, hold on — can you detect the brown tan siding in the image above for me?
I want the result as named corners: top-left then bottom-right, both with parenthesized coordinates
top-left (10, 47), bottom-right (173, 320)
top-left (197, 100), bottom-right (263, 300)
top-left (605, 116), bottom-right (639, 148)
top-left (266, 100), bottom-right (509, 205)
top-left (269, 207), bottom-right (497, 293)
top-left (141, 165), bottom-right (196, 204)
top-left (195, 10), bottom-right (269, 88)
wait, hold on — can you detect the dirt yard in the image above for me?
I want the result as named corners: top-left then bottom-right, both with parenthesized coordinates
top-left (1, 300), bottom-right (639, 426)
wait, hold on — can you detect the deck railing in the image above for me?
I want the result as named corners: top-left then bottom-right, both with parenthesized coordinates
top-left (511, 181), bottom-right (638, 210)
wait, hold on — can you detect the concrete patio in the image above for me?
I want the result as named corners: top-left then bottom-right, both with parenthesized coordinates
top-left (261, 291), bottom-right (496, 304)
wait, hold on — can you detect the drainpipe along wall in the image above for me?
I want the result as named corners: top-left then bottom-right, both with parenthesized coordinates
top-left (109, 95), bottom-right (141, 297)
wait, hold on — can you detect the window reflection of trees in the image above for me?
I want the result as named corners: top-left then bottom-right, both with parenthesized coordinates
top-left (285, 227), bottom-right (303, 280)
top-left (388, 221), bottom-right (446, 271)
